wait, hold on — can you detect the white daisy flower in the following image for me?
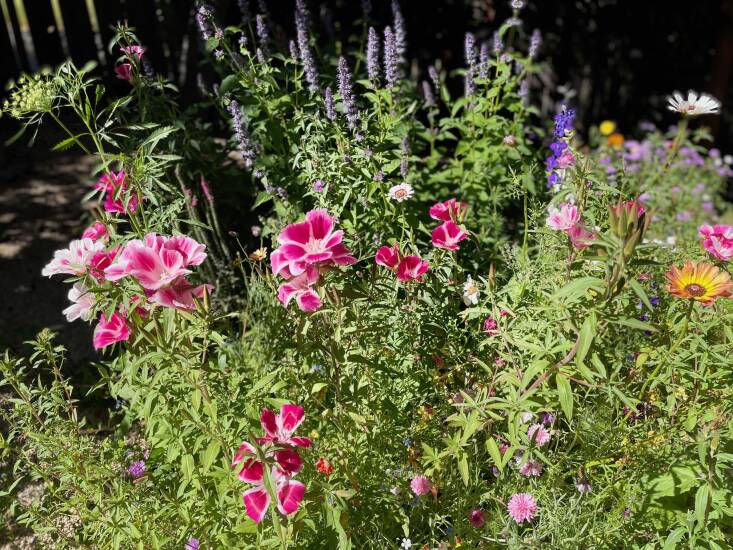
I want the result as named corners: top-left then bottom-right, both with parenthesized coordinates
top-left (462, 275), bottom-right (479, 306)
top-left (400, 539), bottom-right (412, 549)
top-left (666, 91), bottom-right (721, 117)
top-left (387, 183), bottom-right (414, 202)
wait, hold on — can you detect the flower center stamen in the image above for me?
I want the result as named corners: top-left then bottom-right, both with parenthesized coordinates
top-left (684, 283), bottom-right (706, 297)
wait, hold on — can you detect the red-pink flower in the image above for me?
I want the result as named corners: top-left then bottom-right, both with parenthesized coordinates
top-left (612, 199), bottom-right (645, 219)
top-left (148, 278), bottom-right (213, 311)
top-left (567, 224), bottom-right (597, 250)
top-left (396, 255), bottom-right (429, 282)
top-left (82, 222), bottom-right (109, 243)
top-left (235, 457), bottom-right (306, 523)
top-left (375, 243), bottom-right (400, 269)
top-left (115, 63), bottom-right (133, 81)
top-left (277, 265), bottom-right (322, 312)
top-left (429, 198), bottom-right (468, 223)
top-left (41, 238), bottom-right (107, 277)
top-left (431, 220), bottom-right (468, 251)
top-left (482, 316), bottom-right (499, 335)
top-left (469, 508), bottom-right (486, 529)
top-left (257, 404), bottom-right (313, 448)
top-left (527, 423), bottom-right (551, 446)
top-left (88, 246), bottom-right (119, 281)
top-left (410, 475), bottom-right (432, 496)
top-left (95, 171), bottom-right (138, 214)
top-left (546, 203), bottom-right (580, 231)
top-left (507, 493), bottom-right (537, 524)
top-left (556, 150), bottom-right (576, 169)
top-left (121, 45), bottom-right (146, 59)
top-left (92, 312), bottom-right (131, 350)
top-left (699, 224), bottom-right (733, 261)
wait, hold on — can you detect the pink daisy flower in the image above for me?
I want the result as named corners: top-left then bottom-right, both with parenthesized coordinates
top-left (507, 493), bottom-right (537, 524)
top-left (527, 423), bottom-right (551, 446)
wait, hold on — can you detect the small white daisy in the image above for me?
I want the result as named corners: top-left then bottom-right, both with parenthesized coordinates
top-left (462, 275), bottom-right (479, 306)
top-left (400, 539), bottom-right (412, 549)
top-left (387, 183), bottom-right (414, 202)
top-left (666, 91), bottom-right (721, 117)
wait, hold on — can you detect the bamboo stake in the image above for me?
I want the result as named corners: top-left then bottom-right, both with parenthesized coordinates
top-left (49, 0), bottom-right (70, 57)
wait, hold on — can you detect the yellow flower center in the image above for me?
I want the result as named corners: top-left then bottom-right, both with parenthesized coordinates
top-left (684, 283), bottom-right (706, 297)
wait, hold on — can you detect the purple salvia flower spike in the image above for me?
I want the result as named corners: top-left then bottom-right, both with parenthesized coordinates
top-left (295, 8), bottom-right (319, 92)
top-left (391, 0), bottom-right (407, 65)
top-left (384, 26), bottom-right (398, 89)
top-left (338, 56), bottom-right (360, 132)
top-left (367, 27), bottom-right (380, 81)
top-left (255, 14), bottom-right (269, 57)
top-left (324, 86), bottom-right (336, 120)
top-left (464, 32), bottom-right (477, 96)
top-left (228, 99), bottom-right (256, 169)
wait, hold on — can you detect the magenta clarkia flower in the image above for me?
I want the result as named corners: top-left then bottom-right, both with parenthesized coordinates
top-left (410, 475), bottom-right (432, 496)
top-left (699, 224), bottom-right (733, 261)
top-left (527, 423), bottom-right (551, 446)
top-left (482, 316), bottom-right (498, 335)
top-left (469, 508), bottom-right (486, 528)
top-left (429, 198), bottom-right (468, 223)
top-left (121, 45), bottom-right (146, 59)
top-left (95, 171), bottom-right (138, 214)
top-left (148, 278), bottom-right (213, 311)
top-left (276, 265), bottom-right (322, 312)
top-left (507, 493), bottom-right (537, 524)
top-left (431, 220), bottom-right (468, 251)
top-left (41, 238), bottom-right (106, 277)
top-left (396, 255), bottom-right (429, 282)
top-left (375, 243), bottom-right (400, 269)
top-left (257, 404), bottom-right (313, 448)
top-left (236, 458), bottom-right (306, 523)
top-left (546, 203), bottom-right (579, 231)
top-left (567, 224), bottom-right (597, 250)
top-left (93, 312), bottom-right (131, 350)
top-left (115, 63), bottom-right (133, 81)
top-left (82, 222), bottom-right (109, 243)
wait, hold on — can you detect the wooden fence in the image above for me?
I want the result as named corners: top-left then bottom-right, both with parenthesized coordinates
top-left (0, 0), bottom-right (203, 88)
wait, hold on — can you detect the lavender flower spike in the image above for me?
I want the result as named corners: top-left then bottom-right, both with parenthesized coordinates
top-left (529, 29), bottom-right (542, 59)
top-left (289, 40), bottom-right (299, 62)
top-left (422, 80), bottom-right (435, 106)
top-left (195, 3), bottom-right (215, 41)
top-left (428, 65), bottom-right (440, 93)
top-left (384, 26), bottom-right (398, 89)
top-left (493, 30), bottom-right (503, 55)
top-left (479, 41), bottom-right (490, 78)
top-left (367, 27), bottom-right (381, 81)
top-left (295, 8), bottom-right (319, 92)
top-left (338, 56), bottom-right (359, 131)
top-left (391, 0), bottom-right (407, 64)
top-left (255, 14), bottom-right (269, 57)
top-left (324, 86), bottom-right (336, 120)
top-left (464, 32), bottom-right (477, 96)
top-left (228, 99), bottom-right (256, 169)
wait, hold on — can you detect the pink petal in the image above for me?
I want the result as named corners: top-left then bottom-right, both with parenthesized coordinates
top-left (260, 408), bottom-right (278, 439)
top-left (305, 208), bottom-right (334, 240)
top-left (279, 404), bottom-right (305, 434)
top-left (276, 478), bottom-right (305, 516)
top-left (288, 436), bottom-right (312, 448)
top-left (238, 459), bottom-right (265, 483)
top-left (278, 221), bottom-right (312, 245)
top-left (274, 449), bottom-right (303, 475)
top-left (296, 289), bottom-right (322, 312)
top-left (242, 487), bottom-right (271, 523)
top-left (232, 441), bottom-right (256, 466)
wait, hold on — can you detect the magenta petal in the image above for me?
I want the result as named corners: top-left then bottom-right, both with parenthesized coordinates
top-left (296, 289), bottom-right (322, 312)
top-left (260, 408), bottom-right (278, 438)
top-left (243, 488), bottom-right (271, 523)
top-left (278, 221), bottom-right (312, 245)
top-left (277, 283), bottom-right (298, 307)
top-left (288, 436), bottom-right (312, 448)
top-left (305, 208), bottom-right (334, 240)
top-left (238, 459), bottom-right (265, 483)
top-left (276, 479), bottom-right (305, 516)
top-left (278, 243), bottom-right (308, 262)
top-left (274, 449), bottom-right (303, 475)
top-left (279, 404), bottom-right (305, 434)
top-left (232, 441), bottom-right (256, 466)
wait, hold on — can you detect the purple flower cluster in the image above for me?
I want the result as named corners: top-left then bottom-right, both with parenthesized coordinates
top-left (338, 56), bottom-right (359, 132)
top-left (255, 14), bottom-right (269, 58)
top-left (228, 99), bottom-right (256, 169)
top-left (127, 460), bottom-right (146, 479)
top-left (464, 32), bottom-right (477, 96)
top-left (479, 41), bottom-right (490, 79)
top-left (391, 0), bottom-right (407, 65)
top-left (384, 27), bottom-right (399, 89)
top-left (529, 29), bottom-right (542, 59)
top-left (422, 80), bottom-right (435, 106)
top-left (367, 27), bottom-right (380, 81)
top-left (295, 3), bottom-right (319, 92)
top-left (324, 86), bottom-right (336, 120)
top-left (546, 107), bottom-right (576, 188)
top-left (195, 3), bottom-right (216, 41)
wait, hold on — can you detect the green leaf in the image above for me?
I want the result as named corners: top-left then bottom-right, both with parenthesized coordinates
top-left (612, 317), bottom-right (658, 332)
top-left (220, 74), bottom-right (240, 95)
top-left (556, 374), bottom-right (573, 420)
top-left (181, 454), bottom-right (195, 482)
top-left (457, 453), bottom-right (469, 486)
top-left (576, 315), bottom-right (595, 365)
top-left (628, 278), bottom-right (653, 311)
top-left (551, 277), bottom-right (605, 302)
top-left (201, 440), bottom-right (220, 472)
top-left (486, 437), bottom-right (503, 472)
top-left (695, 484), bottom-right (710, 525)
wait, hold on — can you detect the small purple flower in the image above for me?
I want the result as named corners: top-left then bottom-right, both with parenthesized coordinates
top-left (649, 296), bottom-right (660, 307)
top-left (255, 14), bottom-right (269, 57)
top-left (324, 86), bottom-right (336, 120)
top-left (289, 39), bottom-right (299, 62)
top-left (529, 29), bottom-right (541, 59)
top-left (185, 538), bottom-right (200, 550)
top-left (128, 460), bottom-right (146, 479)
top-left (373, 170), bottom-right (385, 182)
top-left (313, 179), bottom-right (325, 193)
top-left (228, 99), bottom-right (256, 169)
top-left (196, 3), bottom-right (215, 41)
top-left (493, 30), bottom-right (503, 55)
top-left (367, 27), bottom-right (380, 81)
top-left (295, 4), bottom-right (319, 92)
top-left (575, 478), bottom-right (592, 494)
top-left (675, 211), bottom-right (692, 222)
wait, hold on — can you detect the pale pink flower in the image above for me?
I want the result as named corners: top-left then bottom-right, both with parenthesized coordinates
top-left (527, 423), bottom-right (551, 446)
top-left (567, 224), bottom-right (597, 249)
top-left (375, 243), bottom-right (400, 270)
top-left (429, 198), bottom-right (468, 223)
top-left (62, 282), bottom-right (96, 322)
top-left (277, 265), bottom-right (323, 312)
top-left (699, 224), bottom-right (733, 261)
top-left (115, 63), bottom-right (133, 81)
top-left (431, 221), bottom-right (468, 250)
top-left (556, 150), bottom-right (575, 169)
top-left (387, 183), bottom-right (414, 202)
top-left (148, 278), bottom-right (213, 311)
top-left (82, 222), bottom-right (109, 243)
top-left (519, 459), bottom-right (543, 477)
top-left (271, 209), bottom-right (355, 278)
top-left (92, 312), bottom-right (131, 350)
top-left (41, 238), bottom-right (106, 277)
top-left (396, 255), bottom-right (429, 282)
top-left (469, 508), bottom-right (486, 528)
top-left (95, 171), bottom-right (138, 214)
top-left (410, 475), bottom-right (432, 496)
top-left (546, 203), bottom-right (579, 231)
top-left (507, 493), bottom-right (537, 524)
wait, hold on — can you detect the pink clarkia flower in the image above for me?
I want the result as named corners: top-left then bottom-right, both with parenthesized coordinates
top-left (104, 233), bottom-right (206, 290)
top-left (567, 224), bottom-right (597, 250)
top-left (239, 462), bottom-right (306, 523)
top-left (88, 246), bottom-right (119, 282)
top-left (469, 509), bottom-right (486, 529)
top-left (375, 243), bottom-right (400, 270)
top-left (232, 442), bottom-right (304, 479)
top-left (699, 224), bottom-right (733, 261)
top-left (546, 203), bottom-right (580, 231)
top-left (396, 255), bottom-right (429, 282)
top-left (429, 198), bottom-right (468, 223)
top-left (121, 45), bottom-right (146, 59)
top-left (273, 209), bottom-right (350, 276)
top-left (257, 404), bottom-right (313, 448)
top-left (82, 222), bottom-right (109, 243)
top-left (410, 475), bottom-right (432, 496)
top-left (41, 238), bottom-right (106, 277)
top-left (482, 316), bottom-right (499, 335)
top-left (527, 423), bottom-right (551, 446)
top-left (95, 171), bottom-right (138, 214)
top-left (519, 459), bottom-right (543, 477)
top-left (507, 493), bottom-right (537, 524)
top-left (62, 282), bottom-right (96, 322)
top-left (148, 278), bottom-right (213, 311)
top-left (431, 220), bottom-right (468, 251)
top-left (277, 265), bottom-right (322, 312)
top-left (92, 312), bottom-right (131, 350)
top-left (115, 63), bottom-right (133, 81)
top-left (556, 150), bottom-right (576, 169)
top-left (611, 199), bottom-right (645, 219)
